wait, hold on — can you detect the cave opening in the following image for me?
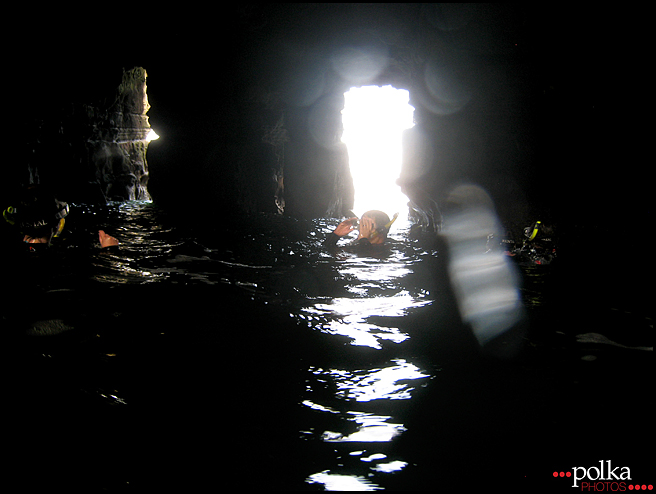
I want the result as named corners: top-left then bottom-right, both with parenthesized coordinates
top-left (341, 85), bottom-right (415, 221)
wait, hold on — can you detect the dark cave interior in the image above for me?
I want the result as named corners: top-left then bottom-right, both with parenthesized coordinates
top-left (4, 4), bottom-right (650, 303)
top-left (2, 6), bottom-right (652, 491)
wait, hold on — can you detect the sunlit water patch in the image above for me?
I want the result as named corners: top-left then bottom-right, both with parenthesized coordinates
top-left (301, 359), bottom-right (432, 488)
top-left (299, 291), bottom-right (430, 348)
top-left (307, 470), bottom-right (383, 491)
top-left (315, 359), bottom-right (431, 402)
top-left (296, 242), bottom-right (433, 349)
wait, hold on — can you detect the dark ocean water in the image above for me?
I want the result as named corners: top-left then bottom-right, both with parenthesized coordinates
top-left (4, 201), bottom-right (652, 491)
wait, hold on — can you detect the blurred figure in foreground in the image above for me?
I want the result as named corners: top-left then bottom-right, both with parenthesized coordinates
top-left (441, 184), bottom-right (526, 356)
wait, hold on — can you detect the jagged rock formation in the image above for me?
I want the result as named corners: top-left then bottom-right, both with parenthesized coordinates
top-left (17, 67), bottom-right (153, 203)
top-left (86, 67), bottom-right (153, 202)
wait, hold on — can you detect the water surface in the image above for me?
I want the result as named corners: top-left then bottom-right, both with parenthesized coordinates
top-left (5, 201), bottom-right (652, 491)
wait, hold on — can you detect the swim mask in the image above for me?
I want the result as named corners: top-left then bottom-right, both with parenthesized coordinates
top-left (370, 212), bottom-right (399, 239)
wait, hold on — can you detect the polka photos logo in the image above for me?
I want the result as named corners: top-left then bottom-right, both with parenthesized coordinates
top-left (552, 460), bottom-right (653, 491)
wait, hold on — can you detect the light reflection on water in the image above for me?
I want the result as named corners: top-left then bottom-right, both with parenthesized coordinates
top-left (307, 470), bottom-right (382, 491)
top-left (302, 359), bottom-right (431, 441)
top-left (291, 234), bottom-right (435, 489)
top-left (300, 291), bottom-right (428, 348)
top-left (306, 453), bottom-right (408, 490)
top-left (320, 413), bottom-right (406, 443)
top-left (302, 359), bottom-right (431, 487)
top-left (313, 359), bottom-right (431, 402)
top-left (69, 202), bottom-right (438, 489)
top-left (303, 360), bottom-right (431, 442)
top-left (300, 244), bottom-right (432, 349)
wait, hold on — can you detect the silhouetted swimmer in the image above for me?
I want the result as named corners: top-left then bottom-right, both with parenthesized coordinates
top-left (3, 185), bottom-right (119, 252)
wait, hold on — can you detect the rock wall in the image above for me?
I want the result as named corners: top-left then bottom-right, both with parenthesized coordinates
top-left (9, 5), bottom-right (538, 227)
top-left (282, 91), bottom-right (354, 219)
top-left (86, 67), bottom-right (153, 202)
top-left (11, 4), bottom-right (636, 237)
top-left (16, 67), bottom-right (153, 204)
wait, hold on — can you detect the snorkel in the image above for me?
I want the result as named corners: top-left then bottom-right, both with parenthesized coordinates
top-left (3, 206), bottom-right (17, 226)
top-left (370, 212), bottom-right (399, 240)
top-left (525, 220), bottom-right (541, 241)
top-left (52, 200), bottom-right (69, 238)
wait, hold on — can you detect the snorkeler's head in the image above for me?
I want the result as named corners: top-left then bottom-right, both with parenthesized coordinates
top-left (361, 210), bottom-right (398, 243)
top-left (10, 186), bottom-right (69, 237)
top-left (362, 210), bottom-right (390, 231)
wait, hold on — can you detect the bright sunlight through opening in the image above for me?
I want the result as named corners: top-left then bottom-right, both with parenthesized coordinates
top-left (341, 86), bottom-right (414, 222)
top-left (145, 129), bottom-right (160, 141)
